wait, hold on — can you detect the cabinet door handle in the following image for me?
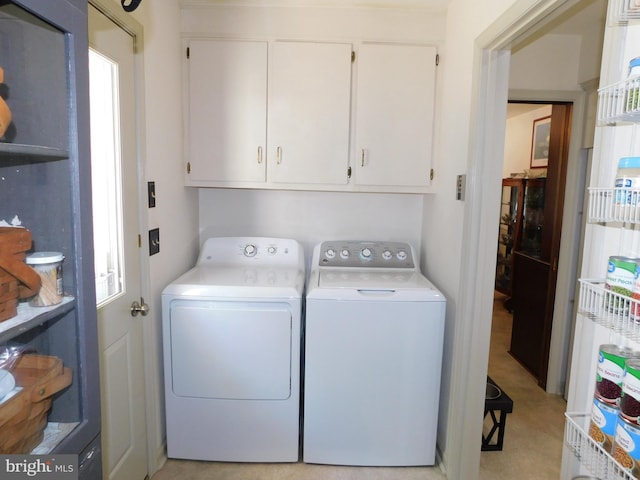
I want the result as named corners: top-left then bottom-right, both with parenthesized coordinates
top-left (257, 146), bottom-right (263, 164)
top-left (277, 146), bottom-right (282, 164)
top-left (361, 148), bottom-right (366, 167)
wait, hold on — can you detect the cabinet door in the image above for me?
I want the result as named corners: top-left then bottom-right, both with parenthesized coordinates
top-left (186, 39), bottom-right (267, 184)
top-left (268, 41), bottom-right (352, 185)
top-left (354, 43), bottom-right (436, 188)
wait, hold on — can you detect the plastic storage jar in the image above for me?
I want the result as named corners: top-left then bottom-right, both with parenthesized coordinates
top-left (26, 252), bottom-right (64, 306)
top-left (615, 156), bottom-right (640, 206)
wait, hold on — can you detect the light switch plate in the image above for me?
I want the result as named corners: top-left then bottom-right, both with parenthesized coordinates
top-left (148, 181), bottom-right (156, 208)
top-left (149, 228), bottom-right (160, 256)
top-left (456, 174), bottom-right (466, 201)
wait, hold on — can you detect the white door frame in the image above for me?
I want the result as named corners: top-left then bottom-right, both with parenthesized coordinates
top-left (88, 0), bottom-right (154, 475)
top-left (450, 1), bottom-right (589, 478)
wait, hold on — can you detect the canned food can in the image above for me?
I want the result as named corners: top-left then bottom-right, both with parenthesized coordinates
top-left (613, 415), bottom-right (640, 476)
top-left (606, 257), bottom-right (636, 314)
top-left (596, 345), bottom-right (638, 404)
top-left (621, 359), bottom-right (640, 425)
top-left (589, 395), bottom-right (619, 452)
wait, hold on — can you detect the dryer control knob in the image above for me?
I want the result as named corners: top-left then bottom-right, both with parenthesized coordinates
top-left (340, 249), bottom-right (350, 259)
top-left (244, 244), bottom-right (257, 257)
top-left (325, 248), bottom-right (336, 259)
top-left (361, 247), bottom-right (372, 259)
top-left (382, 250), bottom-right (393, 260)
top-left (397, 250), bottom-right (407, 261)
top-left (268, 246), bottom-right (277, 255)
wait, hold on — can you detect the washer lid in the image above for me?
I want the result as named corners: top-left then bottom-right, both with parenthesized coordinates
top-left (310, 269), bottom-right (445, 302)
top-left (163, 265), bottom-right (305, 298)
top-left (318, 269), bottom-right (429, 289)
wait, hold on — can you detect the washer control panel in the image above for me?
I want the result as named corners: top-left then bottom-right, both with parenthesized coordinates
top-left (318, 241), bottom-right (415, 268)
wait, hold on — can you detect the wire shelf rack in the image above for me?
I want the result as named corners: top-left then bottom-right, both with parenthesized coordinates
top-left (565, 412), bottom-right (636, 480)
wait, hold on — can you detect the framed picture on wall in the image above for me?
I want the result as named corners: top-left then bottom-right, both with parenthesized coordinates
top-left (530, 116), bottom-right (551, 168)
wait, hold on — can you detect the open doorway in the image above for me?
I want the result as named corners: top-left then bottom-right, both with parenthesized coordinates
top-left (482, 2), bottom-right (606, 478)
top-left (494, 101), bottom-right (572, 390)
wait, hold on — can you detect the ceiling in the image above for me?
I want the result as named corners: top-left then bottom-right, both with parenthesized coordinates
top-left (183, 0), bottom-right (449, 9)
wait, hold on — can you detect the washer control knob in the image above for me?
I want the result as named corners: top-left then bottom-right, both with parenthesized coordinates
top-left (244, 244), bottom-right (257, 257)
top-left (397, 250), bottom-right (407, 261)
top-left (268, 246), bottom-right (277, 255)
top-left (361, 247), bottom-right (372, 259)
top-left (382, 250), bottom-right (393, 260)
top-left (325, 248), bottom-right (336, 259)
top-left (340, 249), bottom-right (350, 259)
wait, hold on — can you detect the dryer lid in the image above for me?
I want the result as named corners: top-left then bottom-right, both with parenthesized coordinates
top-left (163, 265), bottom-right (305, 298)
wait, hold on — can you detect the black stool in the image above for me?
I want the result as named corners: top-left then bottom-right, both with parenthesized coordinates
top-left (482, 376), bottom-right (513, 451)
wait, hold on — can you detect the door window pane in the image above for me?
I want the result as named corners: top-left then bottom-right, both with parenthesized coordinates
top-left (89, 49), bottom-right (124, 306)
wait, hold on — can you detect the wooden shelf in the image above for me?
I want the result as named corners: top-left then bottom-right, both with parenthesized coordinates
top-left (0, 296), bottom-right (75, 343)
top-left (0, 143), bottom-right (68, 162)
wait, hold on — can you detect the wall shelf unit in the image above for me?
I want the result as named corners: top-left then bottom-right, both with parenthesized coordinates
top-left (0, 1), bottom-right (100, 476)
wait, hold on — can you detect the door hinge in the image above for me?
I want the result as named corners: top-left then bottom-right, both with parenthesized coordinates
top-left (347, 166), bottom-right (352, 179)
top-left (430, 168), bottom-right (435, 181)
top-left (351, 51), bottom-right (356, 63)
top-left (187, 162), bottom-right (191, 174)
top-left (186, 46), bottom-right (190, 59)
top-left (435, 54), bottom-right (439, 66)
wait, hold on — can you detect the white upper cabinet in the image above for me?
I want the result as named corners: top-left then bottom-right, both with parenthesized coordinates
top-left (185, 39), bottom-right (267, 185)
top-left (268, 41), bottom-right (352, 186)
top-left (354, 43), bottom-right (437, 189)
top-left (182, 36), bottom-right (438, 192)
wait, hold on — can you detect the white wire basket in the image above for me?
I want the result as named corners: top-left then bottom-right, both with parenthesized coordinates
top-left (578, 279), bottom-right (640, 342)
top-left (598, 78), bottom-right (640, 125)
top-left (565, 412), bottom-right (636, 480)
top-left (608, 0), bottom-right (640, 24)
top-left (588, 188), bottom-right (640, 224)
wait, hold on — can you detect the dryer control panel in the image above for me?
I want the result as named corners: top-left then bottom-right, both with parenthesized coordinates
top-left (318, 241), bottom-right (415, 268)
top-left (197, 237), bottom-right (303, 268)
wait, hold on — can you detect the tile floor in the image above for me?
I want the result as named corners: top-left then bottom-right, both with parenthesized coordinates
top-left (151, 292), bottom-right (567, 480)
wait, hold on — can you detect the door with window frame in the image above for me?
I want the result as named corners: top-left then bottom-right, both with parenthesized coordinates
top-left (88, 3), bottom-right (148, 479)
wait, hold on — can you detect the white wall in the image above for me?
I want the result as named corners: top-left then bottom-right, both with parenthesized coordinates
top-left (503, 104), bottom-right (552, 178)
top-left (510, 33), bottom-right (582, 90)
top-left (199, 189), bottom-right (424, 266)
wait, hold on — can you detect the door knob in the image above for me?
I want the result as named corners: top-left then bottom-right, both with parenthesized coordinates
top-left (130, 298), bottom-right (149, 317)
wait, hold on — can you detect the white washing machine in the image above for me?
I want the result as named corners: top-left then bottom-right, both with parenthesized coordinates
top-left (303, 240), bottom-right (446, 466)
top-left (162, 237), bottom-right (305, 462)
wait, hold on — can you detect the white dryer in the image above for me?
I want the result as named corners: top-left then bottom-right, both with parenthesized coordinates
top-left (303, 240), bottom-right (446, 466)
top-left (162, 237), bottom-right (305, 462)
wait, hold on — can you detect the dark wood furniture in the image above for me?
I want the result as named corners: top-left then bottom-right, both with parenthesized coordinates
top-left (495, 178), bottom-right (525, 299)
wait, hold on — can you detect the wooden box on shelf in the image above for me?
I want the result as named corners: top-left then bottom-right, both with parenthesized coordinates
top-left (0, 227), bottom-right (40, 322)
top-left (0, 354), bottom-right (72, 454)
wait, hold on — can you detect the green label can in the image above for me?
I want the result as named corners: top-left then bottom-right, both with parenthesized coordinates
top-left (621, 359), bottom-right (640, 425)
top-left (596, 344), bottom-right (638, 404)
top-left (606, 256), bottom-right (636, 313)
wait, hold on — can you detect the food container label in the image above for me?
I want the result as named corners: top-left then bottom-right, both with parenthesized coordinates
top-left (614, 417), bottom-right (640, 476)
